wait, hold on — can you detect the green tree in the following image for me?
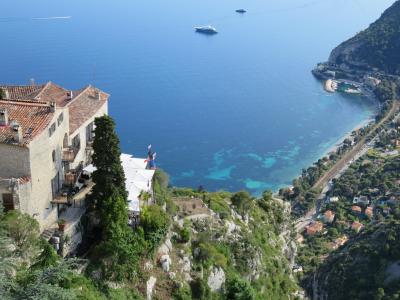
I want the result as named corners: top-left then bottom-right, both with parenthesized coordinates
top-left (0, 210), bottom-right (40, 259)
top-left (30, 240), bottom-right (59, 270)
top-left (231, 191), bottom-right (252, 215)
top-left (226, 275), bottom-right (255, 300)
top-left (91, 115), bottom-right (128, 239)
top-left (90, 116), bottom-right (147, 281)
top-left (140, 205), bottom-right (170, 253)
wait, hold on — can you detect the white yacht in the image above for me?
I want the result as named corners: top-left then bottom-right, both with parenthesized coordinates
top-left (195, 25), bottom-right (218, 34)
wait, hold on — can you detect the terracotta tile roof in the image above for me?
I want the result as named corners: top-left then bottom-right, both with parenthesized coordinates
top-left (365, 206), bottom-right (373, 218)
top-left (1, 82), bottom-right (79, 107)
top-left (0, 100), bottom-right (53, 146)
top-left (324, 210), bottom-right (335, 218)
top-left (351, 221), bottom-right (363, 232)
top-left (68, 86), bottom-right (109, 134)
top-left (0, 84), bottom-right (46, 100)
top-left (0, 82), bottom-right (109, 143)
top-left (305, 221), bottom-right (323, 235)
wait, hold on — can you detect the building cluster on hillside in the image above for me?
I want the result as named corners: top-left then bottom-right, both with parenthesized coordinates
top-left (0, 82), bottom-right (155, 254)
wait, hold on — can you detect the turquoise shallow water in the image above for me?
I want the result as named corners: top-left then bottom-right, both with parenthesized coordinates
top-left (0, 0), bottom-right (395, 194)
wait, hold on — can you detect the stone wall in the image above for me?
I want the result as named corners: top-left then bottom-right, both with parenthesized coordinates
top-left (28, 108), bottom-right (70, 230)
top-left (0, 144), bottom-right (30, 178)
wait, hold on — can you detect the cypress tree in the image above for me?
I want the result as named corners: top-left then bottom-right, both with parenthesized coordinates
top-left (90, 116), bottom-right (146, 281)
top-left (91, 115), bottom-right (128, 239)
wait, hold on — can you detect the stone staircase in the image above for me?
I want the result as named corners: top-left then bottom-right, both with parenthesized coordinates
top-left (41, 228), bottom-right (56, 241)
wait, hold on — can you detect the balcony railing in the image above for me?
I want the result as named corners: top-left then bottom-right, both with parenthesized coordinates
top-left (62, 147), bottom-right (79, 162)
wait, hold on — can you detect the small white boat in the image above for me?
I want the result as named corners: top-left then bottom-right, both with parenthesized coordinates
top-left (236, 9), bottom-right (247, 13)
top-left (195, 25), bottom-right (218, 34)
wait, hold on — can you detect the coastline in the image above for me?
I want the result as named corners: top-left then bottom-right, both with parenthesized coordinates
top-left (277, 92), bottom-right (377, 195)
top-left (322, 115), bottom-right (374, 158)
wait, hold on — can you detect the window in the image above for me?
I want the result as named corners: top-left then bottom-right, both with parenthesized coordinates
top-left (51, 173), bottom-right (61, 199)
top-left (52, 150), bottom-right (56, 162)
top-left (57, 113), bottom-right (64, 126)
top-left (63, 133), bottom-right (68, 148)
top-left (48, 122), bottom-right (56, 137)
top-left (86, 122), bottom-right (94, 143)
top-left (72, 134), bottom-right (80, 150)
top-left (2, 194), bottom-right (14, 212)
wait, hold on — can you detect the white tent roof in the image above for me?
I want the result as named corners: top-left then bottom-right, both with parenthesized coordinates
top-left (84, 153), bottom-right (155, 213)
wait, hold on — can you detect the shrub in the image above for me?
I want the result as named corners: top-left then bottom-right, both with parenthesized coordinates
top-left (190, 277), bottom-right (211, 299)
top-left (140, 205), bottom-right (170, 253)
top-left (231, 191), bottom-right (252, 214)
top-left (0, 210), bottom-right (40, 259)
top-left (180, 226), bottom-right (191, 244)
top-left (226, 275), bottom-right (255, 300)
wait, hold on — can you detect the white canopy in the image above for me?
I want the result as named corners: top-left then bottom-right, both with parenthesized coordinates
top-left (84, 153), bottom-right (155, 213)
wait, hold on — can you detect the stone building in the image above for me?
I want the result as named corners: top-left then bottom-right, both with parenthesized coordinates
top-left (0, 82), bottom-right (108, 230)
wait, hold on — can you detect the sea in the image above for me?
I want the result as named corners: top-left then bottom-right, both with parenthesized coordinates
top-left (0, 0), bottom-right (396, 194)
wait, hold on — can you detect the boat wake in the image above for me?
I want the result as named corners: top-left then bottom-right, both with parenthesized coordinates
top-left (33, 16), bottom-right (72, 20)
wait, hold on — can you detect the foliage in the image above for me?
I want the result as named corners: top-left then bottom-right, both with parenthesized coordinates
top-left (30, 240), bottom-right (59, 270)
top-left (230, 191), bottom-right (253, 215)
top-left (93, 225), bottom-right (146, 281)
top-left (312, 221), bottom-right (400, 300)
top-left (225, 275), bottom-right (255, 300)
top-left (140, 205), bottom-right (170, 254)
top-left (332, 0), bottom-right (400, 74)
top-left (153, 169), bottom-right (170, 206)
top-left (172, 282), bottom-right (192, 300)
top-left (91, 115), bottom-right (128, 239)
top-left (190, 277), bottom-right (212, 299)
top-left (179, 221), bottom-right (191, 243)
top-left (0, 210), bottom-right (40, 259)
top-left (88, 115), bottom-right (149, 282)
top-left (203, 193), bottom-right (231, 219)
top-left (106, 287), bottom-right (144, 300)
top-left (258, 191), bottom-right (284, 233)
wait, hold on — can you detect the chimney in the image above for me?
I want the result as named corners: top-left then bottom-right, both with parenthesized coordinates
top-left (1, 89), bottom-right (10, 99)
top-left (67, 90), bottom-right (73, 100)
top-left (0, 108), bottom-right (9, 126)
top-left (11, 121), bottom-right (23, 143)
top-left (94, 89), bottom-right (101, 100)
top-left (50, 102), bottom-right (56, 112)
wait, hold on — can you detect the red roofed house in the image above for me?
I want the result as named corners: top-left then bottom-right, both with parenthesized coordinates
top-left (351, 205), bottom-right (362, 215)
top-left (365, 206), bottom-right (373, 219)
top-left (0, 82), bottom-right (108, 231)
top-left (322, 210), bottom-right (335, 223)
top-left (351, 221), bottom-right (364, 233)
top-left (305, 221), bottom-right (324, 236)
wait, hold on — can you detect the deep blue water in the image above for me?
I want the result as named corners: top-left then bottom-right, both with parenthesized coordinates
top-left (0, 0), bottom-right (395, 194)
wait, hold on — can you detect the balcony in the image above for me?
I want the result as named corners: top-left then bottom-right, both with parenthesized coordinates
top-left (64, 171), bottom-right (77, 186)
top-left (62, 147), bottom-right (79, 162)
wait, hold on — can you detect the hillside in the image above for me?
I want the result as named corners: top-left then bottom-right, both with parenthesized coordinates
top-left (329, 0), bottom-right (400, 75)
top-left (312, 221), bottom-right (400, 300)
top-left (138, 187), bottom-right (299, 300)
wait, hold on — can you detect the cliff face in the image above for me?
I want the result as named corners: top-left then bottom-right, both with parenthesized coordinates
top-left (141, 191), bottom-right (300, 300)
top-left (329, 0), bottom-right (400, 75)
